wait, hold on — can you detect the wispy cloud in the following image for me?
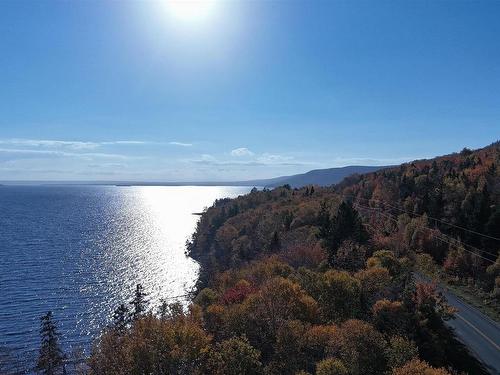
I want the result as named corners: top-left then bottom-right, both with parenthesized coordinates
top-left (0, 138), bottom-right (195, 149)
top-left (231, 147), bottom-right (254, 157)
top-left (190, 152), bottom-right (307, 167)
top-left (257, 153), bottom-right (294, 163)
top-left (0, 148), bottom-right (131, 160)
top-left (192, 159), bottom-right (306, 167)
top-left (102, 140), bottom-right (149, 145)
top-left (169, 141), bottom-right (193, 147)
top-left (87, 163), bottom-right (128, 169)
top-left (200, 154), bottom-right (217, 162)
top-left (328, 156), bottom-right (418, 166)
top-left (0, 139), bottom-right (100, 150)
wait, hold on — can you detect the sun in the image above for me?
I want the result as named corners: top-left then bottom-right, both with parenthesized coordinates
top-left (166, 0), bottom-right (217, 24)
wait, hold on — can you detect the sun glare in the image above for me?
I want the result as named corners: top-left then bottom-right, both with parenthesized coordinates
top-left (166, 0), bottom-right (217, 24)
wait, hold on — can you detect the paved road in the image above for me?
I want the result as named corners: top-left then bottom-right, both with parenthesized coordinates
top-left (415, 274), bottom-right (500, 374)
top-left (444, 290), bottom-right (500, 375)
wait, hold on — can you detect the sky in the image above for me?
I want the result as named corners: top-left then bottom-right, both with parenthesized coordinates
top-left (0, 0), bottom-right (499, 182)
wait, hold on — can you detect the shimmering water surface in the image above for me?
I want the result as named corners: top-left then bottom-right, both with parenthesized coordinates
top-left (0, 185), bottom-right (251, 368)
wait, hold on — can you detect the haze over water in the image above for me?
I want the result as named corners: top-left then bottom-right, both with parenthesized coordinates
top-left (0, 185), bottom-right (251, 368)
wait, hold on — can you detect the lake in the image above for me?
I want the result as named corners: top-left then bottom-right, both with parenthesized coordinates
top-left (0, 185), bottom-right (251, 372)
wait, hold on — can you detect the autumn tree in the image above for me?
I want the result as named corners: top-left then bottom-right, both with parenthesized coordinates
top-left (355, 267), bottom-right (392, 310)
top-left (406, 282), bottom-right (457, 367)
top-left (367, 250), bottom-right (411, 289)
top-left (248, 277), bottom-right (318, 335)
top-left (443, 246), bottom-right (471, 277)
top-left (316, 358), bottom-right (349, 375)
top-left (329, 319), bottom-right (387, 375)
top-left (194, 288), bottom-right (218, 309)
top-left (372, 299), bottom-right (409, 336)
top-left (89, 314), bottom-right (211, 375)
top-left (302, 324), bottom-right (338, 367)
top-left (208, 336), bottom-right (263, 375)
top-left (392, 359), bottom-right (451, 375)
top-left (334, 240), bottom-right (366, 272)
top-left (267, 320), bottom-right (308, 374)
top-left (320, 270), bottom-right (361, 322)
top-left (385, 336), bottom-right (419, 370)
top-left (486, 255), bottom-right (500, 298)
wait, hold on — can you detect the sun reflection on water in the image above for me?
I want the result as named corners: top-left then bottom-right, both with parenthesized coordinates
top-left (97, 186), bottom-right (249, 314)
top-left (0, 183), bottom-right (252, 365)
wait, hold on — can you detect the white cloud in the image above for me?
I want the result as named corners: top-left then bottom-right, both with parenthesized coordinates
top-left (328, 156), bottom-right (419, 166)
top-left (0, 138), bottom-right (195, 149)
top-left (257, 153), bottom-right (294, 163)
top-left (190, 151), bottom-right (307, 167)
top-left (169, 141), bottom-right (193, 147)
top-left (102, 140), bottom-right (148, 145)
top-left (0, 148), bottom-right (131, 160)
top-left (230, 147), bottom-right (254, 157)
top-left (200, 154), bottom-right (216, 162)
top-left (0, 139), bottom-right (100, 150)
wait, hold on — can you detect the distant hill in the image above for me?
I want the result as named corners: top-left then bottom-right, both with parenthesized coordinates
top-left (0, 166), bottom-right (388, 188)
top-left (239, 165), bottom-right (388, 188)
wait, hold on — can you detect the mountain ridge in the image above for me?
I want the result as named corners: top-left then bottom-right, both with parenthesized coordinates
top-left (0, 165), bottom-right (389, 188)
top-left (241, 165), bottom-right (388, 188)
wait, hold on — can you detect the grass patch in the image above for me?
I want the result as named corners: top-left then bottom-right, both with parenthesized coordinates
top-left (438, 279), bottom-right (500, 322)
top-left (415, 254), bottom-right (499, 322)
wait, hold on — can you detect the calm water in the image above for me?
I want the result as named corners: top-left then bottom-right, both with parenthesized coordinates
top-left (0, 185), bottom-right (251, 370)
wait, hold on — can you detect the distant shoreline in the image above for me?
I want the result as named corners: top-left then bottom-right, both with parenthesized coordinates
top-left (0, 181), bottom-right (262, 187)
top-left (0, 181), bottom-right (259, 187)
top-left (0, 165), bottom-right (390, 189)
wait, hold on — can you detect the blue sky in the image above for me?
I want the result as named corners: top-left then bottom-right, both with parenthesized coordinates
top-left (0, 0), bottom-right (499, 181)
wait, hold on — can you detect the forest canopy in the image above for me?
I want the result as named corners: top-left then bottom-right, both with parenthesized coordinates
top-left (68, 142), bottom-right (500, 374)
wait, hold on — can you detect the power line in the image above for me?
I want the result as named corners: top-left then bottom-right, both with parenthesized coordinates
top-left (350, 196), bottom-right (500, 258)
top-left (358, 203), bottom-right (496, 263)
top-left (429, 226), bottom-right (498, 258)
top-left (343, 194), bottom-right (500, 243)
top-left (356, 201), bottom-right (498, 258)
top-left (353, 203), bottom-right (496, 264)
top-left (354, 203), bottom-right (494, 263)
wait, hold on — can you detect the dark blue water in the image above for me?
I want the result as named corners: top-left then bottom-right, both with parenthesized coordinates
top-left (0, 185), bottom-right (250, 372)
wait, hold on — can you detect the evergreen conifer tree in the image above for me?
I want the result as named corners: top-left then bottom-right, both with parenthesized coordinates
top-left (269, 231), bottom-right (281, 252)
top-left (35, 311), bottom-right (64, 375)
top-left (319, 201), bottom-right (368, 265)
top-left (130, 284), bottom-right (148, 320)
top-left (112, 303), bottom-right (130, 332)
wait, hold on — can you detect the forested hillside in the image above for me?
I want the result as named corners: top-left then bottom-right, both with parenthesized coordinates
top-left (189, 142), bottom-right (499, 292)
top-left (336, 142), bottom-right (500, 300)
top-left (338, 142), bottom-right (499, 249)
top-left (87, 143), bottom-right (499, 374)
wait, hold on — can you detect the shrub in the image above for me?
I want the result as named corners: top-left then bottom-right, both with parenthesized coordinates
top-left (316, 358), bottom-right (349, 375)
top-left (392, 359), bottom-right (451, 375)
top-left (208, 336), bottom-right (263, 375)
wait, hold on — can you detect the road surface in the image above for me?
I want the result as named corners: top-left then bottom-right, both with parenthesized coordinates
top-left (416, 274), bottom-right (500, 374)
top-left (444, 290), bottom-right (500, 374)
